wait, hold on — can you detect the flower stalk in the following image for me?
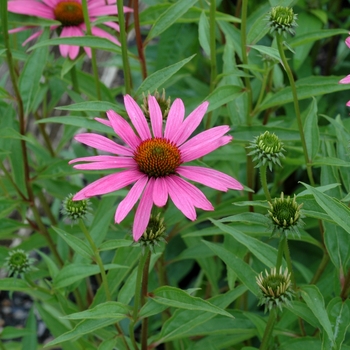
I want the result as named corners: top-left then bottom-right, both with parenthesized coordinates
top-left (259, 308), bottom-right (276, 350)
top-left (275, 33), bottom-right (315, 185)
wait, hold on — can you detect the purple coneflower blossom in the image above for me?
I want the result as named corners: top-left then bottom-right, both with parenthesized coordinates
top-left (8, 0), bottom-right (131, 59)
top-left (70, 95), bottom-right (243, 241)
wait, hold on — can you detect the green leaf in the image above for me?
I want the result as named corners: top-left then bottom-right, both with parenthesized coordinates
top-left (52, 227), bottom-right (93, 260)
top-left (285, 300), bottom-right (320, 328)
top-left (210, 219), bottom-right (282, 268)
top-left (259, 76), bottom-right (350, 112)
top-left (204, 85), bottom-right (244, 112)
top-left (22, 308), bottom-right (37, 350)
top-left (152, 286), bottom-right (234, 318)
top-left (62, 301), bottom-right (130, 320)
top-left (301, 285), bottom-right (334, 343)
top-left (324, 222), bottom-right (350, 271)
top-left (146, 0), bottom-right (198, 42)
top-left (312, 157), bottom-right (350, 167)
top-left (99, 239), bottom-right (133, 251)
top-left (53, 263), bottom-right (126, 289)
top-left (36, 116), bottom-right (112, 134)
top-left (301, 182), bottom-right (350, 234)
top-left (45, 318), bottom-right (118, 347)
top-left (303, 97), bottom-right (319, 161)
top-left (198, 11), bottom-right (210, 57)
top-left (0, 327), bottom-right (32, 340)
top-left (323, 298), bottom-right (350, 350)
top-left (136, 55), bottom-right (196, 95)
top-left (279, 337), bottom-right (322, 350)
top-left (29, 35), bottom-right (122, 55)
top-left (19, 28), bottom-right (49, 115)
top-left (203, 241), bottom-right (259, 296)
top-left (289, 29), bottom-right (348, 48)
top-left (249, 45), bottom-right (281, 62)
top-left (0, 278), bottom-right (30, 291)
top-left (55, 101), bottom-right (124, 113)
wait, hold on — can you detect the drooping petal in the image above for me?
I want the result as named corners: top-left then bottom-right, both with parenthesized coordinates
top-left (124, 95), bottom-right (151, 140)
top-left (41, 0), bottom-right (57, 7)
top-left (59, 26), bottom-right (83, 59)
top-left (8, 1), bottom-right (54, 19)
top-left (148, 96), bottom-right (163, 138)
top-left (177, 166), bottom-right (243, 191)
top-left (22, 30), bottom-right (44, 46)
top-left (72, 158), bottom-right (136, 170)
top-left (133, 179), bottom-right (155, 241)
top-left (171, 176), bottom-right (214, 211)
top-left (115, 175), bottom-right (148, 223)
top-left (103, 21), bottom-right (120, 32)
top-left (153, 177), bottom-right (168, 207)
top-left (69, 155), bottom-right (132, 164)
top-left (167, 176), bottom-right (196, 221)
top-left (339, 75), bottom-right (350, 84)
top-left (91, 26), bottom-right (120, 46)
top-left (73, 169), bottom-right (143, 200)
top-left (179, 126), bottom-right (231, 162)
top-left (95, 117), bottom-right (112, 128)
top-left (74, 133), bottom-right (133, 156)
top-left (346, 37), bottom-right (350, 49)
top-left (9, 26), bottom-right (32, 34)
top-left (88, 5), bottom-right (119, 16)
top-left (164, 98), bottom-right (185, 140)
top-left (347, 100), bottom-right (350, 107)
top-left (106, 109), bottom-right (141, 150)
top-left (171, 101), bottom-right (209, 146)
top-left (88, 0), bottom-right (117, 9)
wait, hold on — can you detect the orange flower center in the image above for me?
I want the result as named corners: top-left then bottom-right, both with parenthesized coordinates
top-left (54, 1), bottom-right (84, 26)
top-left (134, 138), bottom-right (181, 178)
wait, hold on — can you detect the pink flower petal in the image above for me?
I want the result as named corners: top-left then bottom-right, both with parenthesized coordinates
top-left (346, 100), bottom-right (350, 107)
top-left (177, 166), bottom-right (243, 191)
top-left (42, 0), bottom-right (57, 7)
top-left (95, 117), bottom-right (112, 128)
top-left (22, 30), bottom-right (44, 46)
top-left (171, 176), bottom-right (214, 211)
top-left (69, 155), bottom-right (131, 164)
top-left (88, 0), bottom-right (117, 8)
top-left (339, 75), bottom-right (350, 84)
top-left (8, 1), bottom-right (54, 19)
top-left (74, 133), bottom-right (134, 156)
top-left (91, 27), bottom-right (120, 46)
top-left (115, 175), bottom-right (148, 223)
top-left (148, 96), bottom-right (163, 138)
top-left (180, 126), bottom-right (231, 162)
top-left (89, 5), bottom-right (119, 16)
top-left (73, 169), bottom-right (144, 200)
top-left (346, 37), bottom-right (350, 49)
top-left (133, 179), bottom-right (155, 241)
top-left (167, 176), bottom-right (196, 221)
top-left (72, 158), bottom-right (136, 170)
top-left (106, 109), bottom-right (141, 150)
top-left (103, 21), bottom-right (120, 32)
top-left (171, 101), bottom-right (209, 145)
top-left (9, 26), bottom-right (32, 34)
top-left (153, 177), bottom-right (168, 207)
top-left (124, 95), bottom-right (151, 140)
top-left (164, 98), bottom-right (185, 140)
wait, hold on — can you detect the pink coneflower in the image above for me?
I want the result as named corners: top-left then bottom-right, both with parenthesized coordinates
top-left (70, 95), bottom-right (243, 241)
top-left (8, 0), bottom-right (131, 59)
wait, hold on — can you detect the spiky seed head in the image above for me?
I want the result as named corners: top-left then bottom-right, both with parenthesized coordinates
top-left (266, 6), bottom-right (298, 37)
top-left (268, 192), bottom-right (304, 237)
top-left (256, 266), bottom-right (294, 312)
top-left (4, 249), bottom-right (35, 277)
top-left (247, 131), bottom-right (286, 171)
top-left (62, 194), bottom-right (90, 223)
top-left (142, 89), bottom-right (171, 121)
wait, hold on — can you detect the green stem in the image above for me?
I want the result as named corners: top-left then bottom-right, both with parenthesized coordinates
top-left (275, 34), bottom-right (314, 185)
top-left (133, 0), bottom-right (147, 80)
top-left (240, 0), bottom-right (252, 126)
top-left (283, 237), bottom-right (295, 288)
top-left (252, 63), bottom-right (270, 116)
top-left (79, 220), bottom-right (111, 301)
top-left (129, 249), bottom-right (150, 350)
top-left (259, 164), bottom-right (272, 202)
top-left (117, 0), bottom-right (132, 94)
top-left (310, 253), bottom-right (329, 285)
top-left (141, 252), bottom-right (151, 350)
top-left (259, 308), bottom-right (277, 350)
top-left (205, 0), bottom-right (217, 129)
top-left (36, 190), bottom-right (57, 226)
top-left (81, 0), bottom-right (101, 100)
top-left (275, 234), bottom-right (286, 271)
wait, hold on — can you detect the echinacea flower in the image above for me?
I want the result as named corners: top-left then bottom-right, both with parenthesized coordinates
top-left (339, 75), bottom-right (350, 106)
top-left (70, 95), bottom-right (243, 241)
top-left (8, 0), bottom-right (132, 59)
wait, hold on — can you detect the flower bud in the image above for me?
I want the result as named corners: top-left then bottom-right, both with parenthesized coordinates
top-left (142, 89), bottom-right (171, 121)
top-left (138, 214), bottom-right (166, 252)
top-left (256, 267), bottom-right (294, 312)
top-left (268, 193), bottom-right (304, 236)
top-left (247, 131), bottom-right (285, 171)
top-left (62, 193), bottom-right (90, 222)
top-left (4, 249), bottom-right (35, 277)
top-left (266, 6), bottom-right (298, 37)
